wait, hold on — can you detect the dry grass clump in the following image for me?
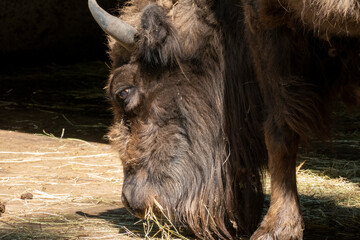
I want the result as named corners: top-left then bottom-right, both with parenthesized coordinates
top-left (141, 200), bottom-right (190, 240)
top-left (296, 146), bottom-right (360, 239)
top-left (297, 168), bottom-right (360, 239)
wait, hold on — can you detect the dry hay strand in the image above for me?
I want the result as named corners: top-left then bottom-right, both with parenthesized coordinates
top-left (141, 199), bottom-right (189, 240)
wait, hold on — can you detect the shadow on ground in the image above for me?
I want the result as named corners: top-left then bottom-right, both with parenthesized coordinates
top-left (0, 61), bottom-right (112, 143)
top-left (76, 208), bottom-right (197, 239)
top-left (0, 198), bottom-right (358, 240)
top-left (259, 194), bottom-right (360, 240)
top-left (76, 194), bottom-right (360, 240)
top-left (300, 194), bottom-right (360, 240)
top-left (298, 101), bottom-right (360, 185)
top-left (77, 208), bottom-right (144, 237)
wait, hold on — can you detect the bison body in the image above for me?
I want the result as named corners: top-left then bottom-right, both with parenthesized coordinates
top-left (89, 0), bottom-right (360, 239)
top-left (243, 1), bottom-right (360, 238)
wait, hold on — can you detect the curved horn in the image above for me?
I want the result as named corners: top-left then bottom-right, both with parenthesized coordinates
top-left (88, 0), bottom-right (137, 51)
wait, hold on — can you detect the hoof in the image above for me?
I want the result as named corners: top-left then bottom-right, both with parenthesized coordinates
top-left (250, 216), bottom-right (304, 240)
top-left (251, 227), bottom-right (303, 240)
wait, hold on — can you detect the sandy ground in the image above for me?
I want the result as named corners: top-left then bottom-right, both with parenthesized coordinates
top-left (0, 130), bottom-right (142, 239)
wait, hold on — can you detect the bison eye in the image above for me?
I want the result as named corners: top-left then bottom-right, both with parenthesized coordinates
top-left (118, 88), bottom-right (130, 100)
top-left (116, 87), bottom-right (133, 102)
top-left (114, 86), bottom-right (139, 112)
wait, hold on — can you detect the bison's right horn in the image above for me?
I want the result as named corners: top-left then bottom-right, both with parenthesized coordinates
top-left (88, 0), bottom-right (137, 51)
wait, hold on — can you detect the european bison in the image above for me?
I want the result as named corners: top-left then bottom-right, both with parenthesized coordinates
top-left (89, 0), bottom-right (360, 239)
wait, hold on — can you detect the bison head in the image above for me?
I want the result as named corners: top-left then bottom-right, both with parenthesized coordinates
top-left (89, 0), bottom-right (264, 238)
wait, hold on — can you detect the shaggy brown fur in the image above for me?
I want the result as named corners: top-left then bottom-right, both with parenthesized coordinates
top-left (259, 0), bottom-right (360, 38)
top-left (97, 0), bottom-right (360, 239)
top-left (107, 0), bottom-right (265, 239)
top-left (242, 0), bottom-right (360, 239)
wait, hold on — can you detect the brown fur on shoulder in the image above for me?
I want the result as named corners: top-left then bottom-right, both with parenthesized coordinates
top-left (259, 0), bottom-right (360, 37)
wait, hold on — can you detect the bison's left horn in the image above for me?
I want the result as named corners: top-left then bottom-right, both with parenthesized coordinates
top-left (88, 0), bottom-right (137, 51)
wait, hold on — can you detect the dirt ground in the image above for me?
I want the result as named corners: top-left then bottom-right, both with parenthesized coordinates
top-left (0, 61), bottom-right (359, 239)
top-left (0, 130), bottom-right (133, 239)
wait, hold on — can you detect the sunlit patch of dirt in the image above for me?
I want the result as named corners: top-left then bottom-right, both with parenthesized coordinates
top-left (0, 130), bottom-right (130, 239)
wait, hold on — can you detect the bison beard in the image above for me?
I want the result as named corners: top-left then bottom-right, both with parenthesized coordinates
top-left (89, 0), bottom-right (360, 239)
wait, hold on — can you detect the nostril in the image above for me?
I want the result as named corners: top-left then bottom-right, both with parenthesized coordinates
top-left (121, 193), bottom-right (136, 215)
top-left (121, 192), bottom-right (147, 218)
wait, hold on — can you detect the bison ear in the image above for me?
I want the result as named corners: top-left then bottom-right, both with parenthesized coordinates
top-left (136, 4), bottom-right (181, 68)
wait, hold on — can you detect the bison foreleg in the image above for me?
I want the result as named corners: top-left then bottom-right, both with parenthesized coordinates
top-left (251, 121), bottom-right (304, 240)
